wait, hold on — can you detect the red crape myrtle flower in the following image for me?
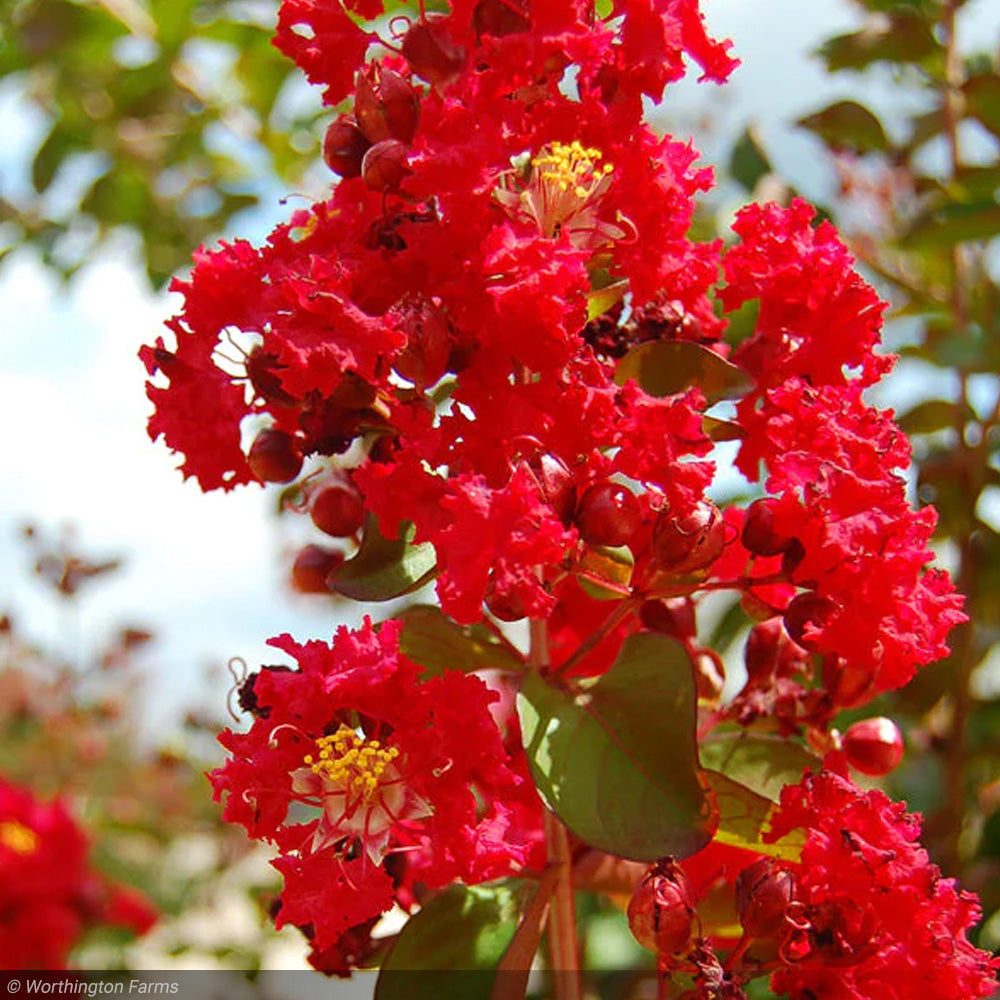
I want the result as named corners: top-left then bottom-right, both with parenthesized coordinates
top-left (763, 763), bottom-right (999, 1000)
top-left (0, 775), bottom-right (156, 970)
top-left (146, 0), bottom-right (986, 986)
top-left (211, 618), bottom-right (542, 970)
top-left (140, 0), bottom-right (733, 625)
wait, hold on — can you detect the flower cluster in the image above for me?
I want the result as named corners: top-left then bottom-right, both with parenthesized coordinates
top-left (0, 775), bottom-right (156, 969)
top-left (146, 0), bottom-right (995, 989)
top-left (212, 618), bottom-right (542, 973)
top-left (141, 0), bottom-right (960, 727)
top-left (638, 762), bottom-right (999, 999)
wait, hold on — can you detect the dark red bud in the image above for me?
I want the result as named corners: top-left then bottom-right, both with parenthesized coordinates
top-left (247, 429), bottom-right (303, 484)
top-left (744, 617), bottom-right (786, 685)
top-left (246, 346), bottom-right (298, 407)
top-left (576, 482), bottom-right (640, 547)
top-left (823, 655), bottom-right (874, 709)
top-left (783, 592), bottom-right (838, 651)
top-left (331, 372), bottom-right (378, 410)
top-left (355, 67), bottom-right (420, 145)
top-left (735, 859), bottom-right (796, 939)
top-left (781, 537), bottom-right (807, 576)
top-left (742, 498), bottom-right (792, 557)
top-left (362, 138), bottom-right (408, 191)
top-left (639, 598), bottom-right (696, 641)
top-left (402, 16), bottom-right (466, 87)
top-left (322, 116), bottom-right (370, 179)
top-left (651, 500), bottom-right (725, 574)
top-left (843, 717), bottom-right (904, 776)
top-left (380, 68), bottom-right (420, 143)
top-left (310, 483), bottom-right (365, 538)
top-left (354, 70), bottom-right (389, 144)
top-left (395, 303), bottom-right (453, 388)
top-left (367, 435), bottom-right (399, 465)
top-left (291, 545), bottom-right (344, 594)
top-left (627, 860), bottom-right (695, 957)
top-left (473, 0), bottom-right (530, 38)
top-left (484, 578), bottom-right (526, 622)
top-left (527, 453), bottom-right (575, 523)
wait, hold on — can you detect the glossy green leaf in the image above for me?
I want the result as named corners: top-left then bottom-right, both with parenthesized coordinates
top-left (329, 515), bottom-right (436, 602)
top-left (398, 604), bottom-right (523, 676)
top-left (797, 100), bottom-right (889, 154)
top-left (703, 771), bottom-right (804, 862)
top-left (729, 125), bottom-right (773, 192)
top-left (700, 734), bottom-right (816, 802)
top-left (615, 341), bottom-right (752, 403)
top-left (375, 883), bottom-right (520, 999)
top-left (517, 634), bottom-right (715, 861)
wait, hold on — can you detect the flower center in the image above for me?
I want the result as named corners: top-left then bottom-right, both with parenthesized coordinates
top-left (0, 820), bottom-right (39, 856)
top-left (495, 140), bottom-right (621, 248)
top-left (303, 725), bottom-right (401, 804)
top-left (532, 140), bottom-right (614, 201)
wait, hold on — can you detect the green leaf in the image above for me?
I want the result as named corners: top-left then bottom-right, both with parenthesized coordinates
top-left (398, 605), bottom-right (523, 677)
top-left (328, 515), bottom-right (436, 602)
top-left (615, 341), bottom-right (752, 403)
top-left (849, 0), bottom-right (939, 11)
top-left (703, 771), bottom-right (804, 862)
top-left (816, 13), bottom-right (940, 73)
top-left (952, 165), bottom-right (1000, 201)
top-left (31, 127), bottom-right (80, 193)
top-left (722, 297), bottom-right (760, 349)
top-left (576, 544), bottom-right (634, 599)
top-left (901, 200), bottom-right (1000, 248)
top-left (702, 416), bottom-right (745, 442)
top-left (729, 125), bottom-right (773, 192)
top-left (706, 598), bottom-right (749, 653)
top-left (587, 280), bottom-right (628, 322)
top-left (375, 883), bottom-right (520, 999)
top-left (797, 100), bottom-right (889, 154)
top-left (517, 634), bottom-right (715, 861)
top-left (700, 734), bottom-right (816, 802)
top-left (896, 399), bottom-right (971, 435)
top-left (965, 73), bottom-right (1000, 139)
top-left (902, 108), bottom-right (946, 155)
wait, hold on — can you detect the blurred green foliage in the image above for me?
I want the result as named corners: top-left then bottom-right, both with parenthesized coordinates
top-left (0, 0), bottom-right (320, 286)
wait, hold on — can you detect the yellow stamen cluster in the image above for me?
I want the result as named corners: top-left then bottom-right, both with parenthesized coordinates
top-left (0, 820), bottom-right (39, 856)
top-left (303, 725), bottom-right (399, 803)
top-left (532, 140), bottom-right (614, 198)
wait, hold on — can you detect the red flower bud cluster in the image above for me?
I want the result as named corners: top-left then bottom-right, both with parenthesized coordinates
top-left (761, 767), bottom-right (999, 1000)
top-left (0, 775), bottom-right (157, 969)
top-left (660, 766), bottom-right (999, 998)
